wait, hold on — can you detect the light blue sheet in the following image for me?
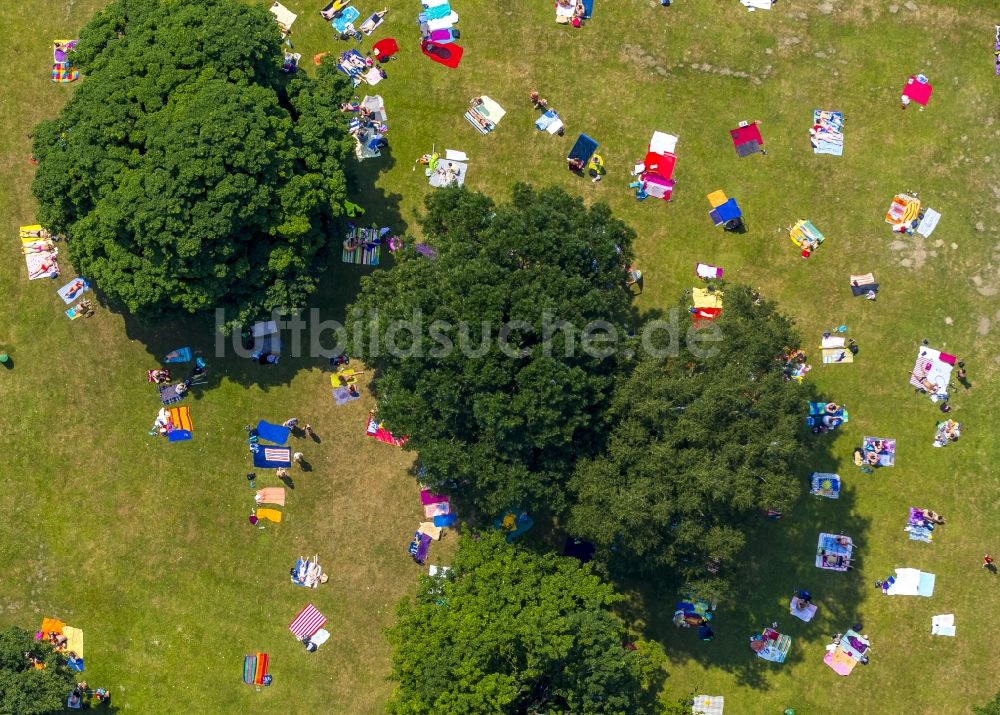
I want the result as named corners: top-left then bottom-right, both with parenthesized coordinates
top-left (332, 6), bottom-right (360, 33)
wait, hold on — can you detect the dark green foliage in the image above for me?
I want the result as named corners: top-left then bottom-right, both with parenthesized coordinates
top-left (975, 692), bottom-right (1000, 715)
top-left (0, 627), bottom-right (75, 715)
top-left (568, 285), bottom-right (806, 592)
top-left (347, 184), bottom-right (635, 514)
top-left (31, 0), bottom-right (353, 324)
top-left (386, 533), bottom-right (668, 715)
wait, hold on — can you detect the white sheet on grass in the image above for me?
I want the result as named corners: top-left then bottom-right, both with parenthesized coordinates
top-left (649, 131), bottom-right (679, 155)
top-left (931, 614), bottom-right (955, 637)
top-left (916, 208), bottom-right (941, 238)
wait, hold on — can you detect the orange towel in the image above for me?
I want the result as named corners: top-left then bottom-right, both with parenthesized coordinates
top-left (256, 508), bottom-right (282, 523)
top-left (169, 405), bottom-right (192, 431)
top-left (255, 488), bottom-right (286, 506)
top-left (39, 618), bottom-right (65, 635)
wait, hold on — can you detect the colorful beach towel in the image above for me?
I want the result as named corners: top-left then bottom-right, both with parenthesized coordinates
top-left (333, 386), bottom-right (361, 405)
top-left (163, 347), bottom-right (192, 363)
top-left (730, 122), bottom-right (764, 157)
top-left (331, 6), bottom-right (360, 33)
top-left (811, 110), bottom-right (844, 156)
top-left (167, 405), bottom-right (193, 441)
top-left (810, 473), bottom-right (840, 499)
top-left (51, 64), bottom-right (79, 83)
top-left (909, 346), bottom-right (954, 400)
top-left (251, 444), bottom-right (292, 468)
top-left (289, 604), bottom-right (327, 640)
top-left (25, 251), bottom-right (59, 279)
top-left (366, 413), bottom-right (407, 446)
top-left (159, 383), bottom-right (187, 405)
top-left (862, 436), bottom-right (895, 466)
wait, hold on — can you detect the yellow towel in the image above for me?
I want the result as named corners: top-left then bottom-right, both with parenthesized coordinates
top-left (692, 288), bottom-right (723, 309)
top-left (256, 508), bottom-right (282, 523)
top-left (706, 190), bottom-right (728, 208)
top-left (63, 626), bottom-right (84, 658)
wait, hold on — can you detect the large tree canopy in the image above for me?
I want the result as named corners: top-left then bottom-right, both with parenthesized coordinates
top-left (347, 185), bottom-right (636, 514)
top-left (0, 627), bottom-right (75, 715)
top-left (386, 533), bottom-right (671, 715)
top-left (568, 285), bottom-right (807, 592)
top-left (32, 0), bottom-right (353, 323)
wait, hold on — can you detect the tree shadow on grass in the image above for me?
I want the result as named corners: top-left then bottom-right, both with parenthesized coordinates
top-left (112, 148), bottom-right (405, 392)
top-left (612, 399), bottom-right (872, 692)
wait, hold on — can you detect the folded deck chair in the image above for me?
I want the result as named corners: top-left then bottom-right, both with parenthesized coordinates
top-left (256, 508), bottom-right (282, 523)
top-left (256, 487), bottom-right (286, 506)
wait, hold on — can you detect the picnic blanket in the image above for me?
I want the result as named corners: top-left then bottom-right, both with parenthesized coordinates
top-left (270, 2), bottom-right (297, 32)
top-left (51, 64), bottom-right (79, 83)
top-left (372, 37), bottom-right (399, 60)
top-left (862, 436), bottom-right (895, 466)
top-left (25, 250), bottom-right (59, 279)
top-left (902, 75), bottom-right (933, 106)
top-left (57, 278), bottom-right (88, 304)
top-left (159, 383), bottom-right (187, 405)
top-left (790, 219), bottom-right (825, 251)
top-left (421, 41), bottom-right (463, 68)
top-left (909, 346), bottom-right (954, 400)
top-left (428, 160), bottom-right (467, 188)
top-left (409, 532), bottom-right (432, 563)
top-left (916, 207), bottom-right (941, 237)
top-left (333, 386), bottom-right (361, 405)
top-left (359, 11), bottom-right (385, 35)
top-left (243, 652), bottom-right (269, 685)
top-left (256, 508), bottom-right (282, 523)
top-left (167, 405), bottom-right (193, 440)
top-left (822, 348), bottom-right (853, 364)
top-left (289, 604), bottom-right (327, 640)
top-left (850, 272), bottom-right (878, 296)
top-left (291, 557), bottom-right (323, 587)
top-left (790, 598), bottom-right (818, 623)
top-left (884, 567), bottom-right (936, 597)
top-left (692, 695), bottom-right (725, 715)
top-left (568, 133), bottom-right (599, 165)
top-left (696, 263), bottom-right (723, 280)
top-left (810, 473), bottom-right (840, 499)
top-left (811, 110), bottom-right (844, 156)
top-left (752, 629), bottom-right (791, 663)
top-left (886, 193), bottom-right (921, 230)
top-left (256, 420), bottom-right (290, 445)
top-left (419, 521), bottom-right (443, 540)
top-left (931, 614), bottom-right (955, 637)
top-left (465, 96), bottom-right (505, 134)
top-left (906, 524), bottom-right (933, 543)
top-left (535, 110), bottom-right (564, 134)
top-left (824, 645), bottom-right (859, 676)
top-left (424, 500), bottom-right (450, 519)
top-left (62, 627), bottom-right (84, 658)
top-left (692, 288), bottom-right (723, 309)
top-left (256, 488), bottom-right (286, 506)
top-left (816, 532), bottom-right (853, 571)
top-left (730, 122), bottom-right (763, 157)
top-left (251, 444), bottom-right (292, 468)
top-left (163, 347), bottom-right (192, 363)
top-left (366, 413), bottom-right (407, 446)
top-left (331, 6), bottom-right (360, 33)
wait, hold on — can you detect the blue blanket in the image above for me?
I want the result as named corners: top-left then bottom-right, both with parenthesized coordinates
top-left (425, 3), bottom-right (451, 20)
top-left (251, 444), bottom-right (292, 468)
top-left (256, 420), bottom-right (291, 445)
top-left (332, 6), bottom-right (360, 33)
top-left (567, 134), bottom-right (598, 163)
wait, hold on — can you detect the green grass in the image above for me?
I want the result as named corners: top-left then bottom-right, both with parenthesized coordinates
top-left (2, 0), bottom-right (999, 712)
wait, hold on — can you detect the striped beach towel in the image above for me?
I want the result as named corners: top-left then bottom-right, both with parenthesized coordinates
top-left (168, 405), bottom-right (193, 431)
top-left (289, 604), bottom-right (326, 640)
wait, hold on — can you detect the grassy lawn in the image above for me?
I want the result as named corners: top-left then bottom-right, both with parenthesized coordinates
top-left (2, 0), bottom-right (999, 712)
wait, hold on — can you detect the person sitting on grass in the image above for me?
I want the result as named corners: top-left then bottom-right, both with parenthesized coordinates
top-left (529, 90), bottom-right (548, 111)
